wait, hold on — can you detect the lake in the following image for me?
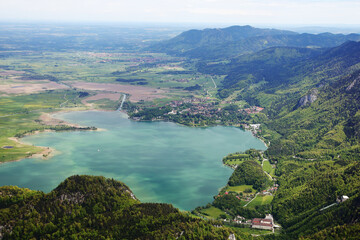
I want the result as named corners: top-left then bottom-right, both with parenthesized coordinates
top-left (0, 111), bottom-right (266, 210)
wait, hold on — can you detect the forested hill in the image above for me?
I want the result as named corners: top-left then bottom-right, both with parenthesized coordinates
top-left (148, 25), bottom-right (360, 59)
top-left (213, 40), bottom-right (360, 99)
top-left (195, 39), bottom-right (360, 239)
top-left (0, 175), bottom-right (248, 240)
top-left (206, 40), bottom-right (360, 159)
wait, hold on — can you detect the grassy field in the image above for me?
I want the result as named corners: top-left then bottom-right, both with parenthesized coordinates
top-left (223, 159), bottom-right (244, 166)
top-left (0, 51), bottom-right (223, 99)
top-left (232, 226), bottom-right (272, 235)
top-left (0, 90), bottom-right (88, 163)
top-left (247, 195), bottom-right (274, 208)
top-left (0, 50), bottom-right (226, 163)
top-left (225, 185), bottom-right (256, 194)
top-left (199, 206), bottom-right (227, 219)
top-left (263, 160), bottom-right (276, 177)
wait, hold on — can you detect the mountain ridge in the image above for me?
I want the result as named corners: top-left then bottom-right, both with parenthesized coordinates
top-left (149, 25), bottom-right (360, 59)
top-left (0, 175), bottom-right (241, 240)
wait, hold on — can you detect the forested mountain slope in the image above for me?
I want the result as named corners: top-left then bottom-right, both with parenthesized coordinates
top-left (0, 175), bottom-right (245, 240)
top-left (197, 40), bottom-right (360, 239)
top-left (149, 25), bottom-right (360, 59)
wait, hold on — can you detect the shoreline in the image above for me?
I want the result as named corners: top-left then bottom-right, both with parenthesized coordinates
top-left (4, 135), bottom-right (57, 164)
top-left (1, 107), bottom-right (104, 165)
top-left (2, 108), bottom-right (268, 168)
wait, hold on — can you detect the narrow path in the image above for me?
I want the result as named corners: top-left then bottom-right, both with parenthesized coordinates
top-left (244, 192), bottom-right (259, 207)
top-left (260, 152), bottom-right (273, 181)
top-left (59, 93), bottom-right (68, 108)
top-left (264, 170), bottom-right (273, 181)
top-left (320, 202), bottom-right (338, 211)
top-left (209, 76), bottom-right (217, 89)
top-left (0, 113), bottom-right (20, 118)
top-left (117, 94), bottom-right (127, 111)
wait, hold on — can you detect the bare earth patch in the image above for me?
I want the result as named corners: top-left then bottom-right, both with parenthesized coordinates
top-left (81, 92), bottom-right (121, 106)
top-left (0, 70), bottom-right (26, 76)
top-left (0, 81), bottom-right (69, 94)
top-left (39, 113), bottom-right (81, 127)
top-left (70, 82), bottom-right (167, 102)
top-left (8, 137), bottom-right (55, 161)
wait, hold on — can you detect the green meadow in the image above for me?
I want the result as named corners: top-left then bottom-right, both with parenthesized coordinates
top-left (225, 185), bottom-right (256, 194)
top-left (0, 51), bottom-right (223, 95)
top-left (199, 206), bottom-right (228, 219)
top-left (0, 50), bottom-right (226, 163)
top-left (0, 90), bottom-right (86, 163)
top-left (247, 195), bottom-right (274, 208)
top-left (262, 160), bottom-right (276, 177)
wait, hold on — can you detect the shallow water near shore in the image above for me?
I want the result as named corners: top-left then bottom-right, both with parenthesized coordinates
top-left (0, 111), bottom-right (266, 210)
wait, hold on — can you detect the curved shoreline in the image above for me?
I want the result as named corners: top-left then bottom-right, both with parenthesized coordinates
top-left (0, 109), bottom-right (102, 165)
top-left (2, 109), bottom-right (268, 170)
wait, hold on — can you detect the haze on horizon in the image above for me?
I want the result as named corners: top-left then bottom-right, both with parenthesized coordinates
top-left (0, 0), bottom-right (359, 28)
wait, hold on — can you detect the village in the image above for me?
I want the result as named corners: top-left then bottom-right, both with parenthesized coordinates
top-left (129, 97), bottom-right (265, 127)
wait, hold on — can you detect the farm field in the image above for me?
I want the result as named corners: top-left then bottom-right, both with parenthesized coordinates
top-left (232, 227), bottom-right (272, 235)
top-left (246, 195), bottom-right (274, 208)
top-left (0, 49), bottom-right (227, 163)
top-left (262, 160), bottom-right (276, 177)
top-left (0, 51), bottom-right (222, 99)
top-left (0, 90), bottom-right (92, 163)
top-left (199, 206), bottom-right (228, 219)
top-left (225, 185), bottom-right (256, 194)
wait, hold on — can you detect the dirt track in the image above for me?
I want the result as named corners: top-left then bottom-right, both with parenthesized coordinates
top-left (70, 82), bottom-right (167, 102)
top-left (81, 93), bottom-right (121, 106)
top-left (0, 81), bottom-right (69, 94)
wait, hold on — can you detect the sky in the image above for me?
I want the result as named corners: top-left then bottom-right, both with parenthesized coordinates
top-left (0, 0), bottom-right (359, 27)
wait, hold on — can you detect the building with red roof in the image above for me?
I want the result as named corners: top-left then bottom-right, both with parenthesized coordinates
top-left (251, 214), bottom-right (274, 230)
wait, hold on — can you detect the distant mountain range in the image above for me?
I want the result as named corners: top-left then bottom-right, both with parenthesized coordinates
top-left (148, 25), bottom-right (360, 59)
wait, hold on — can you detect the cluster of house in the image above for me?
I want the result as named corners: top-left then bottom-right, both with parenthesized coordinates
top-left (242, 123), bottom-right (262, 135)
top-left (262, 185), bottom-right (279, 195)
top-left (165, 99), bottom-right (219, 116)
top-left (243, 106), bottom-right (264, 114)
top-left (168, 98), bottom-right (209, 108)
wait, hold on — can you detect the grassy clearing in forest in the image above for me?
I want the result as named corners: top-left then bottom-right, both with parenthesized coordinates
top-left (199, 206), bottom-right (227, 219)
top-left (225, 185), bottom-right (256, 194)
top-left (247, 195), bottom-right (273, 208)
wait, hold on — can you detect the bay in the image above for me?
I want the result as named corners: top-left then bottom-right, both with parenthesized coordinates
top-left (0, 111), bottom-right (266, 210)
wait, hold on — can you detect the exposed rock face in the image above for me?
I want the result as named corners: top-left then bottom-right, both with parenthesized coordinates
top-left (296, 89), bottom-right (319, 109)
top-left (126, 190), bottom-right (137, 200)
top-left (346, 77), bottom-right (359, 91)
top-left (228, 233), bottom-right (236, 240)
top-left (59, 192), bottom-right (86, 204)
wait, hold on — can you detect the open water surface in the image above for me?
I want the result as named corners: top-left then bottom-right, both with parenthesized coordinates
top-left (0, 111), bottom-right (266, 210)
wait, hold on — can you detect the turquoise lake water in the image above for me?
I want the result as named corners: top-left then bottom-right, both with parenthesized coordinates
top-left (0, 111), bottom-right (266, 210)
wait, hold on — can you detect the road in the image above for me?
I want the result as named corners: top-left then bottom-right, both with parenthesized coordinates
top-left (261, 152), bottom-right (273, 181)
top-left (209, 76), bottom-right (217, 89)
top-left (117, 94), bottom-right (127, 111)
top-left (244, 192), bottom-right (259, 207)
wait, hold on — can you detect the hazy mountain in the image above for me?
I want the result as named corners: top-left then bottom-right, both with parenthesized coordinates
top-left (149, 25), bottom-right (360, 59)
